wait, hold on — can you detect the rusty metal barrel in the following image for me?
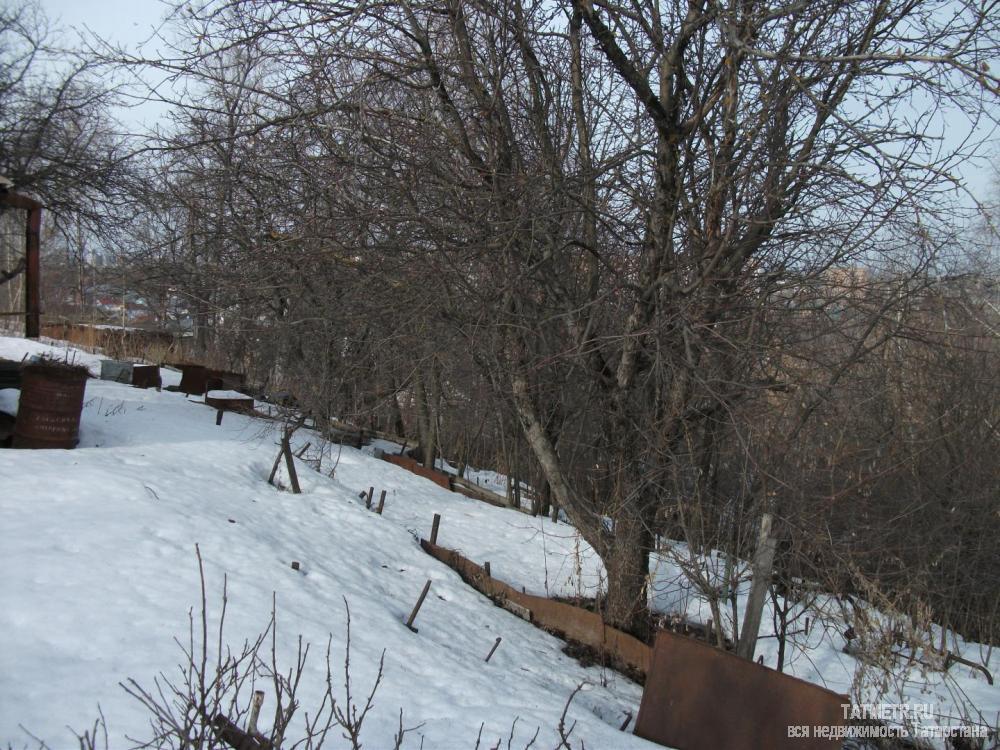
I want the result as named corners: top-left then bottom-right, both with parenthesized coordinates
top-left (12, 362), bottom-right (89, 449)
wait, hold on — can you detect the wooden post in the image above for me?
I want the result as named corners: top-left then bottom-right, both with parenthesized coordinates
top-left (216, 409), bottom-right (224, 425)
top-left (295, 441), bottom-right (311, 458)
top-left (24, 201), bottom-right (41, 339)
top-left (282, 432), bottom-right (301, 494)
top-left (430, 513), bottom-right (441, 545)
top-left (247, 690), bottom-right (264, 735)
top-left (485, 636), bottom-right (502, 663)
top-left (405, 579), bottom-right (432, 631)
top-left (376, 489), bottom-right (387, 514)
top-left (483, 561), bottom-right (491, 578)
top-left (366, 486), bottom-right (374, 510)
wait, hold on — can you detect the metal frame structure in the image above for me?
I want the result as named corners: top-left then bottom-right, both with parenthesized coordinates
top-left (0, 190), bottom-right (42, 339)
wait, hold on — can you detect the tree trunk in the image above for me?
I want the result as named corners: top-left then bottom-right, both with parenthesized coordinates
top-left (412, 366), bottom-right (436, 469)
top-left (602, 514), bottom-right (653, 638)
top-left (387, 376), bottom-right (406, 437)
top-left (506, 334), bottom-right (654, 635)
top-left (426, 356), bottom-right (443, 469)
top-left (737, 511), bottom-right (777, 660)
top-left (195, 304), bottom-right (211, 355)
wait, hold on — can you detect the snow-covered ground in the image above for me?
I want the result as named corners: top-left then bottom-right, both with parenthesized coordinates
top-left (2, 335), bottom-right (997, 748)
top-left (1, 337), bottom-right (647, 749)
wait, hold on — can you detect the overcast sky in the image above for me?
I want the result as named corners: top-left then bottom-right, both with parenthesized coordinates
top-left (37, 0), bottom-right (172, 131)
top-left (38, 0), bottom-right (997, 205)
top-left (40, 0), bottom-right (167, 52)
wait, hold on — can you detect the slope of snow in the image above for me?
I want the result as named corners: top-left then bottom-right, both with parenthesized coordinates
top-left (0, 337), bottom-right (648, 749)
top-left (2, 335), bottom-right (997, 748)
top-left (0, 336), bottom-right (104, 376)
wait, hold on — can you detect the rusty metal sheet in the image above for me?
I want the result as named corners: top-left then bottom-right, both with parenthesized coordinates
top-left (0, 360), bottom-right (21, 389)
top-left (205, 393), bottom-right (254, 413)
top-left (382, 453), bottom-right (453, 490)
top-left (178, 364), bottom-right (208, 395)
top-left (0, 410), bottom-right (15, 446)
top-left (419, 539), bottom-right (652, 677)
top-left (12, 362), bottom-right (88, 449)
top-left (100, 360), bottom-right (133, 383)
top-left (205, 369), bottom-right (246, 392)
top-left (634, 630), bottom-right (847, 750)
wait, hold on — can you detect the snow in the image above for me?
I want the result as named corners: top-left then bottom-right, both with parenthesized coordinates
top-left (1, 334), bottom-right (997, 748)
top-left (0, 336), bottom-right (649, 749)
top-left (0, 387), bottom-right (17, 415)
top-left (0, 336), bottom-right (104, 376)
top-left (206, 389), bottom-right (251, 400)
top-left (439, 458), bottom-right (531, 505)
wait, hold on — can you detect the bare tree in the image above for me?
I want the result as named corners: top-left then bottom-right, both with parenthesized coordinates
top-left (0, 1), bottom-right (129, 221)
top-left (114, 0), bottom-right (998, 641)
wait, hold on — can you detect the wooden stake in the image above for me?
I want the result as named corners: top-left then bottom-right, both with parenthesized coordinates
top-left (405, 579), bottom-right (432, 631)
top-left (485, 636), bottom-right (502, 663)
top-left (365, 486), bottom-right (374, 510)
top-left (376, 489), bottom-right (387, 514)
top-left (483, 561), bottom-right (491, 578)
top-left (295, 441), bottom-right (311, 458)
top-left (430, 513), bottom-right (441, 545)
top-left (282, 432), bottom-right (301, 494)
top-left (247, 690), bottom-right (264, 735)
top-left (216, 409), bottom-right (223, 425)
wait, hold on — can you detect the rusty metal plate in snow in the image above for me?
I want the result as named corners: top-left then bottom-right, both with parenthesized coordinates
top-left (634, 630), bottom-right (847, 750)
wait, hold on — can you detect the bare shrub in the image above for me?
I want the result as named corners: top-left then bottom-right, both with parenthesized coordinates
top-left (121, 546), bottom-right (420, 750)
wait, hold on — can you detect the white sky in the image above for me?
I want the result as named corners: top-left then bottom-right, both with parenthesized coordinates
top-left (37, 0), bottom-right (173, 131)
top-left (38, 0), bottom-right (996, 203)
top-left (40, 0), bottom-right (168, 52)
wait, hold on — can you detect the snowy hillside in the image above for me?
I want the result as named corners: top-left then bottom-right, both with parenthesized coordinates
top-left (0, 337), bottom-right (648, 749)
top-left (1, 335), bottom-right (997, 749)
